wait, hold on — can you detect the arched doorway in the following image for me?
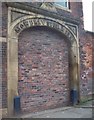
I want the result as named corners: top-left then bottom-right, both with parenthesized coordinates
top-left (7, 17), bottom-right (79, 115)
top-left (18, 26), bottom-right (71, 113)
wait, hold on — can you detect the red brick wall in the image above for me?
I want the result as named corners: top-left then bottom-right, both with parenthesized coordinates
top-left (79, 31), bottom-right (94, 99)
top-left (1, 2), bottom-right (93, 112)
top-left (70, 2), bottom-right (83, 19)
top-left (18, 27), bottom-right (70, 113)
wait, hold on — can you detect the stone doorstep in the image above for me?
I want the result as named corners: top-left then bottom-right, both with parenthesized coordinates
top-left (17, 107), bottom-right (72, 118)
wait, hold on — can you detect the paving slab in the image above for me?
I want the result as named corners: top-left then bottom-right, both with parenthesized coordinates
top-left (31, 108), bottom-right (92, 118)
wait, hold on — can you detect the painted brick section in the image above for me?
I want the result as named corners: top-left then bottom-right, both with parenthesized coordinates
top-left (18, 27), bottom-right (70, 113)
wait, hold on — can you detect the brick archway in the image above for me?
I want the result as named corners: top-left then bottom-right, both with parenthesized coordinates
top-left (7, 17), bottom-right (79, 115)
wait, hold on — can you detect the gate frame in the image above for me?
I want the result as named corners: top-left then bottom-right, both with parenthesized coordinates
top-left (7, 8), bottom-right (80, 116)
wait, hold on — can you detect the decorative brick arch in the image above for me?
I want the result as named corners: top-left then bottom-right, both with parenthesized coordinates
top-left (7, 16), bottom-right (80, 115)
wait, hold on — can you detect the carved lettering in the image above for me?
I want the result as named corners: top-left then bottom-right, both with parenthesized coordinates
top-left (67, 32), bottom-right (71, 38)
top-left (68, 33), bottom-right (73, 40)
top-left (37, 19), bottom-right (41, 26)
top-left (63, 28), bottom-right (68, 35)
top-left (14, 25), bottom-right (21, 33)
top-left (19, 23), bottom-right (25, 29)
top-left (60, 25), bottom-right (64, 32)
top-left (58, 24), bottom-right (62, 30)
top-left (53, 22), bottom-right (59, 29)
top-left (65, 30), bottom-right (70, 36)
top-left (40, 19), bottom-right (47, 26)
top-left (47, 21), bottom-right (53, 27)
top-left (33, 19), bottom-right (40, 26)
top-left (14, 18), bottom-right (75, 45)
top-left (29, 19), bottom-right (34, 26)
top-left (23, 20), bottom-right (30, 28)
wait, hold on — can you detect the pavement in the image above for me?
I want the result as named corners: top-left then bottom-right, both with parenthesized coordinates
top-left (9, 100), bottom-right (94, 118)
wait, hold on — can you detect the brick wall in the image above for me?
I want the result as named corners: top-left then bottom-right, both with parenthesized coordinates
top-left (70, 2), bottom-right (83, 19)
top-left (18, 27), bottom-right (70, 113)
top-left (2, 3), bottom-right (8, 37)
top-left (0, 42), bottom-right (2, 109)
top-left (1, 3), bottom-right (8, 110)
top-left (69, 2), bottom-right (93, 100)
top-left (2, 42), bottom-right (7, 108)
top-left (79, 31), bottom-right (94, 100)
top-left (1, 2), bottom-right (94, 114)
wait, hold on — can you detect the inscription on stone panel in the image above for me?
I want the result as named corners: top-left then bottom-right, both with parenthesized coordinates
top-left (14, 18), bottom-right (75, 43)
top-left (66, 24), bottom-right (77, 36)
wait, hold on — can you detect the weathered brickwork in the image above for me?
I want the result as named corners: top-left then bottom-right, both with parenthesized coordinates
top-left (70, 2), bottom-right (94, 100)
top-left (2, 3), bottom-right (8, 37)
top-left (0, 41), bottom-right (2, 109)
top-left (1, 1), bottom-right (94, 114)
top-left (0, 3), bottom-right (8, 110)
top-left (70, 2), bottom-right (83, 19)
top-left (0, 42), bottom-right (7, 110)
top-left (79, 31), bottom-right (94, 99)
top-left (2, 42), bottom-right (7, 108)
top-left (18, 27), bottom-right (70, 113)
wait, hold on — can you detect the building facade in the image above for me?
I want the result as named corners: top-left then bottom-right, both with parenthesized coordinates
top-left (0, 1), bottom-right (94, 117)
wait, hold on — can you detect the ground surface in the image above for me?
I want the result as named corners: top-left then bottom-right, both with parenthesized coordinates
top-left (16, 100), bottom-right (93, 118)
